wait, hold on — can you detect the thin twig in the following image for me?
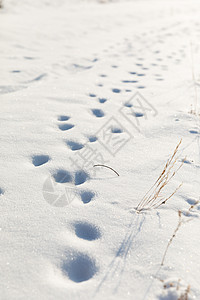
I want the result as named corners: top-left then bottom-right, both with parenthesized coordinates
top-left (93, 164), bottom-right (120, 176)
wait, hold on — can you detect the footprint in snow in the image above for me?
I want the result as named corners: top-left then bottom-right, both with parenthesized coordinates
top-left (43, 170), bottom-right (76, 207)
top-left (73, 221), bottom-right (101, 241)
top-left (0, 188), bottom-right (4, 195)
top-left (137, 73), bottom-right (145, 77)
top-left (91, 109), bottom-right (105, 118)
top-left (124, 102), bottom-right (133, 108)
top-left (123, 102), bottom-right (144, 117)
top-left (75, 170), bottom-right (89, 185)
top-left (58, 115), bottom-right (70, 121)
top-left (111, 126), bottom-right (123, 133)
top-left (11, 70), bottom-right (21, 73)
top-left (80, 190), bottom-right (95, 204)
top-left (66, 140), bottom-right (84, 151)
top-left (88, 135), bottom-right (98, 143)
top-left (53, 169), bottom-right (89, 186)
top-left (89, 93), bottom-right (97, 98)
top-left (99, 74), bottom-right (107, 78)
top-left (185, 198), bottom-right (198, 206)
top-left (122, 80), bottom-right (138, 83)
top-left (62, 252), bottom-right (98, 283)
top-left (137, 86), bottom-right (146, 89)
top-left (112, 88), bottom-right (121, 94)
top-left (32, 154), bottom-right (50, 167)
top-left (133, 112), bottom-right (144, 117)
top-left (58, 123), bottom-right (74, 131)
top-left (189, 130), bottom-right (199, 134)
top-left (53, 169), bottom-right (73, 184)
top-left (98, 98), bottom-right (107, 104)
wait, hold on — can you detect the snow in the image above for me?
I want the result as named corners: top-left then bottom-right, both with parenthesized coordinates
top-left (0, 0), bottom-right (200, 299)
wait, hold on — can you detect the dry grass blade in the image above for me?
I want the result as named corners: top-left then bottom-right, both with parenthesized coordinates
top-left (136, 139), bottom-right (184, 211)
top-left (161, 210), bottom-right (182, 266)
top-left (161, 200), bottom-right (199, 266)
top-left (178, 285), bottom-right (190, 300)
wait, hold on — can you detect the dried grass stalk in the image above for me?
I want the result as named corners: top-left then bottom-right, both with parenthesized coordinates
top-left (136, 139), bottom-right (184, 212)
top-left (161, 200), bottom-right (199, 266)
top-left (161, 210), bottom-right (182, 266)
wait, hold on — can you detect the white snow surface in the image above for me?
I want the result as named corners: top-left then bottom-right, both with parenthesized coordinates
top-left (1, 0), bottom-right (200, 299)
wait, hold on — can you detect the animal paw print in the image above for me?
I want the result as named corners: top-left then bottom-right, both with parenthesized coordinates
top-left (58, 115), bottom-right (70, 121)
top-left (98, 97), bottom-right (107, 104)
top-left (58, 123), bottom-right (74, 131)
top-left (62, 251), bottom-right (98, 283)
top-left (88, 135), bottom-right (98, 143)
top-left (32, 154), bottom-right (50, 167)
top-left (61, 221), bottom-right (101, 282)
top-left (73, 221), bottom-right (101, 241)
top-left (57, 115), bottom-right (74, 131)
top-left (189, 129), bottom-right (199, 135)
top-left (43, 169), bottom-right (91, 207)
top-left (91, 108), bottom-right (105, 118)
top-left (79, 190), bottom-right (95, 204)
top-left (53, 169), bottom-right (89, 186)
top-left (65, 140), bottom-right (84, 151)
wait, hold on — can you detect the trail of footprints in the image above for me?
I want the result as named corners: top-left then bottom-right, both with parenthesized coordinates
top-left (1, 11), bottom-right (199, 292)
top-left (0, 15), bottom-right (198, 296)
top-left (29, 23), bottom-right (200, 286)
top-left (85, 24), bottom-right (200, 133)
top-left (47, 126), bottom-right (101, 282)
top-left (89, 23), bottom-right (198, 100)
top-left (45, 113), bottom-right (120, 283)
top-left (29, 114), bottom-right (101, 283)
top-left (31, 114), bottom-right (97, 205)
